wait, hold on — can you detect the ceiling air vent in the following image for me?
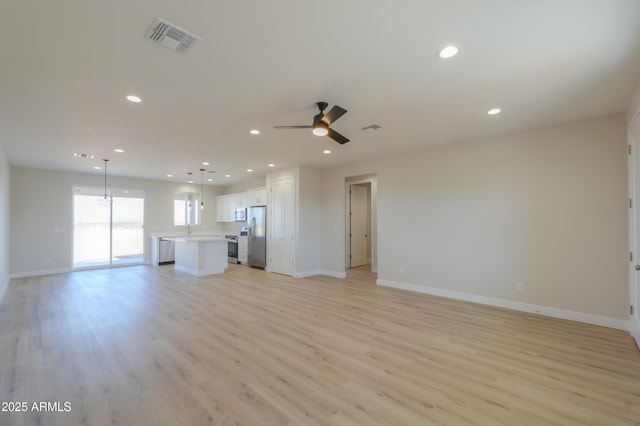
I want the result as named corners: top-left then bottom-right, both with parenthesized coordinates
top-left (362, 124), bottom-right (384, 132)
top-left (146, 18), bottom-right (200, 54)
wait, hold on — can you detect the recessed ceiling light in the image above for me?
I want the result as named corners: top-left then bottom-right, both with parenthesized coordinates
top-left (202, 162), bottom-right (210, 166)
top-left (93, 166), bottom-right (102, 170)
top-left (323, 150), bottom-right (331, 154)
top-left (487, 108), bottom-right (502, 115)
top-left (268, 163), bottom-right (275, 167)
top-left (166, 174), bottom-right (173, 178)
top-left (437, 45), bottom-right (459, 59)
top-left (225, 174), bottom-right (231, 178)
top-left (114, 148), bottom-right (124, 153)
top-left (207, 178), bottom-right (213, 182)
top-left (250, 129), bottom-right (260, 135)
top-left (126, 95), bottom-right (142, 103)
top-left (247, 169), bottom-right (253, 173)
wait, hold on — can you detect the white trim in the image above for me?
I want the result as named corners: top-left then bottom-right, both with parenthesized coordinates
top-left (295, 269), bottom-right (347, 279)
top-left (377, 279), bottom-right (629, 331)
top-left (10, 267), bottom-right (72, 279)
top-left (0, 276), bottom-right (9, 302)
top-left (628, 107), bottom-right (640, 347)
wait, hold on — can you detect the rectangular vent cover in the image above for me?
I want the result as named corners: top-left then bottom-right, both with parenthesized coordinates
top-left (146, 18), bottom-right (200, 54)
top-left (362, 124), bottom-right (384, 132)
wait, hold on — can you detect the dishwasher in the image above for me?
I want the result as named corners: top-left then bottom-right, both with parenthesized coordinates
top-left (158, 237), bottom-right (175, 264)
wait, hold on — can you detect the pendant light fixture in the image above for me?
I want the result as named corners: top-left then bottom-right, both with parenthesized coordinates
top-left (200, 168), bottom-right (205, 210)
top-left (102, 159), bottom-right (109, 199)
top-left (187, 172), bottom-right (193, 208)
top-left (99, 158), bottom-right (112, 208)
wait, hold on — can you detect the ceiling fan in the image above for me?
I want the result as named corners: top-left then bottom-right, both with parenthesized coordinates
top-left (274, 102), bottom-right (349, 144)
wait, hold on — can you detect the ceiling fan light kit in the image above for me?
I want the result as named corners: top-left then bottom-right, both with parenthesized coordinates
top-left (275, 101), bottom-right (350, 144)
top-left (312, 122), bottom-right (329, 136)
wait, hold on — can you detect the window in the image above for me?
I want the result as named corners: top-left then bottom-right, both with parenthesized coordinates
top-left (174, 192), bottom-right (200, 226)
top-left (73, 186), bottom-right (145, 268)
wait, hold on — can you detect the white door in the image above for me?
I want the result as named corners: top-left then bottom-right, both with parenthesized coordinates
top-left (350, 184), bottom-right (369, 267)
top-left (269, 176), bottom-right (295, 276)
top-left (630, 116), bottom-right (640, 345)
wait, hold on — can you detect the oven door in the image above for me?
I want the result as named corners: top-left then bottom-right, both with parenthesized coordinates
top-left (227, 239), bottom-right (239, 264)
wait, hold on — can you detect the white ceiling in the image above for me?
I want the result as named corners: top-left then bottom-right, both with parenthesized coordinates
top-left (2, 0), bottom-right (640, 185)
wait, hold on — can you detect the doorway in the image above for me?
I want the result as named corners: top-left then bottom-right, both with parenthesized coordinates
top-left (73, 186), bottom-right (145, 268)
top-left (346, 174), bottom-right (377, 272)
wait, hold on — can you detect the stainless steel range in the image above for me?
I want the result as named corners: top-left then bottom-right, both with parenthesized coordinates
top-left (225, 235), bottom-right (239, 264)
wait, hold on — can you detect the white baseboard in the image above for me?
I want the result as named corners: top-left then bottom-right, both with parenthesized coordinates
top-left (295, 269), bottom-right (347, 279)
top-left (10, 267), bottom-right (72, 279)
top-left (377, 279), bottom-right (629, 331)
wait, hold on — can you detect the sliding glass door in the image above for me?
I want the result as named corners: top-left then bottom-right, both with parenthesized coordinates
top-left (73, 186), bottom-right (145, 268)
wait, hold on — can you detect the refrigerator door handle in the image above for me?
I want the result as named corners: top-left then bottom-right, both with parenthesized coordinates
top-left (250, 217), bottom-right (256, 239)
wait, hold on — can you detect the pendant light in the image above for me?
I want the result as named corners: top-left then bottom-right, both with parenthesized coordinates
top-left (187, 172), bottom-right (193, 209)
top-left (100, 159), bottom-right (110, 207)
top-left (200, 168), bottom-right (205, 210)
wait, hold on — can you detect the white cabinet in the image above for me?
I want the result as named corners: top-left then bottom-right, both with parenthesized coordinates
top-left (216, 192), bottom-right (251, 222)
top-left (234, 192), bottom-right (250, 208)
top-left (216, 194), bottom-right (233, 222)
top-left (238, 236), bottom-right (248, 264)
top-left (217, 189), bottom-right (267, 222)
top-left (249, 188), bottom-right (267, 206)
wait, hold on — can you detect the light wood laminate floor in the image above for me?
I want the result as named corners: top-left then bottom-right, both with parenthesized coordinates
top-left (1, 264), bottom-right (639, 425)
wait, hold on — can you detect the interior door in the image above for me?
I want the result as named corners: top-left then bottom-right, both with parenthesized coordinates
top-left (350, 184), bottom-right (368, 267)
top-left (269, 176), bottom-right (295, 276)
top-left (631, 117), bottom-right (640, 345)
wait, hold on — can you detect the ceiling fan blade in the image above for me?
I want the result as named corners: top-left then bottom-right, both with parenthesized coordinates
top-left (321, 105), bottom-right (347, 125)
top-left (273, 125), bottom-right (312, 129)
top-left (327, 128), bottom-right (349, 144)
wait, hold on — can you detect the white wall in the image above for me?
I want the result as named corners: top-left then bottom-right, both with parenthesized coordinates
top-left (0, 145), bottom-right (10, 300)
top-left (321, 114), bottom-right (629, 324)
top-left (628, 82), bottom-right (640, 126)
top-left (10, 167), bottom-right (224, 276)
top-left (297, 165), bottom-right (322, 275)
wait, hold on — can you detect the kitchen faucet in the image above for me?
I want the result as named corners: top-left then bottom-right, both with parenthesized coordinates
top-left (187, 222), bottom-right (192, 235)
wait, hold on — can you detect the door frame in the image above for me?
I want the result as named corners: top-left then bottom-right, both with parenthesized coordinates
top-left (628, 110), bottom-right (640, 348)
top-left (349, 183), bottom-right (369, 268)
top-left (345, 174), bottom-right (378, 272)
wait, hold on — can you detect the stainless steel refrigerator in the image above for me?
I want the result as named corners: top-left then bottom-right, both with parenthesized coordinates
top-left (248, 205), bottom-right (267, 269)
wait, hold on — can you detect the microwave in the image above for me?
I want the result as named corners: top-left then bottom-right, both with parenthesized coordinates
top-left (234, 207), bottom-right (247, 222)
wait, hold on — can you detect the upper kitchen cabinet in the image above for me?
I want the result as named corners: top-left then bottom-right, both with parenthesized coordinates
top-left (234, 192), bottom-right (250, 208)
top-left (215, 194), bottom-right (234, 222)
top-left (217, 189), bottom-right (267, 222)
top-left (249, 188), bottom-right (267, 206)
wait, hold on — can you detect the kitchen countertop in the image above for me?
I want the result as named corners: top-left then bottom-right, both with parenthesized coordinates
top-left (150, 232), bottom-right (238, 238)
top-left (168, 236), bottom-right (228, 243)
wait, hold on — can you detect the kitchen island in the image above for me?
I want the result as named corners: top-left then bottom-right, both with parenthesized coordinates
top-left (168, 236), bottom-right (228, 276)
